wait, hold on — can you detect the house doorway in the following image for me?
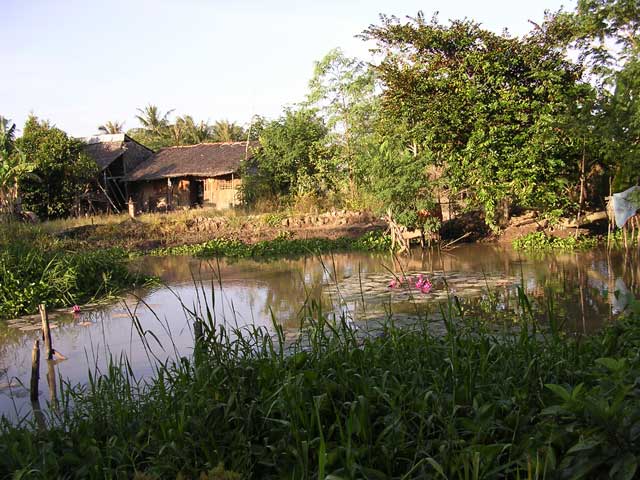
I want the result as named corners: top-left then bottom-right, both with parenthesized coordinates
top-left (189, 179), bottom-right (205, 207)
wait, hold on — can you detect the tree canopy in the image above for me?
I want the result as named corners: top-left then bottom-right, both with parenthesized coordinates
top-left (16, 116), bottom-right (97, 219)
top-left (242, 109), bottom-right (335, 204)
top-left (361, 13), bottom-right (594, 228)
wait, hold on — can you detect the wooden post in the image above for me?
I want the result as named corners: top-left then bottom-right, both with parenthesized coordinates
top-left (128, 198), bottom-right (136, 218)
top-left (39, 304), bottom-right (54, 360)
top-left (47, 359), bottom-right (58, 408)
top-left (30, 339), bottom-right (40, 403)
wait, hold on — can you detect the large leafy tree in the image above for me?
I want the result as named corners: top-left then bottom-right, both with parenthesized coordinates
top-left (243, 109), bottom-right (335, 203)
top-left (363, 14), bottom-right (589, 228)
top-left (16, 116), bottom-right (97, 219)
top-left (550, 0), bottom-right (640, 192)
top-left (306, 48), bottom-right (379, 192)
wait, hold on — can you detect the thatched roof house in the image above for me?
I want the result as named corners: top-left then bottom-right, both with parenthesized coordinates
top-left (127, 141), bottom-right (257, 211)
top-left (83, 134), bottom-right (154, 211)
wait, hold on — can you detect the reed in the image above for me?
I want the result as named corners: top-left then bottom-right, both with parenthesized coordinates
top-left (1, 288), bottom-right (639, 479)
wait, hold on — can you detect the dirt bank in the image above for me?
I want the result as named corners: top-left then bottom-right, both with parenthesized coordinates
top-left (56, 210), bottom-right (387, 252)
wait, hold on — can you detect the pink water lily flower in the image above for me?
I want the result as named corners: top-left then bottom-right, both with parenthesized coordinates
top-left (413, 274), bottom-right (433, 294)
top-left (388, 278), bottom-right (400, 289)
top-left (71, 305), bottom-right (81, 314)
top-left (420, 280), bottom-right (433, 294)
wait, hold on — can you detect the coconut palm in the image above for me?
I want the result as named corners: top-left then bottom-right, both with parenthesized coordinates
top-left (135, 104), bottom-right (174, 137)
top-left (212, 120), bottom-right (245, 142)
top-left (177, 115), bottom-right (212, 144)
top-left (167, 123), bottom-right (186, 146)
top-left (98, 121), bottom-right (124, 134)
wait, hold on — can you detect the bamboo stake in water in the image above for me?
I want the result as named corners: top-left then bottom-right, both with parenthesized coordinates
top-left (47, 359), bottom-right (58, 408)
top-left (30, 339), bottom-right (40, 403)
top-left (39, 304), bottom-right (53, 360)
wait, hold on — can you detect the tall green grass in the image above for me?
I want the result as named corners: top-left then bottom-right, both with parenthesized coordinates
top-left (1, 290), bottom-right (639, 479)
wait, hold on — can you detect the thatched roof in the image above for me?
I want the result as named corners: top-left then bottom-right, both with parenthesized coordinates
top-left (83, 134), bottom-right (127, 171)
top-left (127, 141), bottom-right (257, 181)
top-left (83, 134), bottom-right (153, 171)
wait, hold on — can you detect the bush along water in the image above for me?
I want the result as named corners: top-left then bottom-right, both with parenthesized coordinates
top-left (2, 292), bottom-right (640, 478)
top-left (149, 230), bottom-right (393, 259)
top-left (0, 243), bottom-right (148, 319)
top-left (512, 231), bottom-right (598, 252)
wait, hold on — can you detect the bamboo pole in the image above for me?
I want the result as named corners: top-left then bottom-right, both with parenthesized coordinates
top-left (39, 304), bottom-right (54, 360)
top-left (30, 340), bottom-right (40, 403)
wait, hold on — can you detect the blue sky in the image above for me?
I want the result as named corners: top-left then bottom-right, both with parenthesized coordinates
top-left (2, 0), bottom-right (576, 137)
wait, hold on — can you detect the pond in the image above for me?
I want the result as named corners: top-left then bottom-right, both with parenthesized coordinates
top-left (1, 243), bottom-right (638, 421)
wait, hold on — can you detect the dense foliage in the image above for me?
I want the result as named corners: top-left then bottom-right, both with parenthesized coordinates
top-left (149, 231), bottom-right (392, 258)
top-left (2, 294), bottom-right (640, 478)
top-left (0, 116), bottom-right (37, 219)
top-left (15, 116), bottom-right (97, 219)
top-left (0, 243), bottom-right (144, 319)
top-left (362, 14), bottom-right (592, 229)
top-left (242, 109), bottom-right (337, 204)
top-left (512, 231), bottom-right (598, 251)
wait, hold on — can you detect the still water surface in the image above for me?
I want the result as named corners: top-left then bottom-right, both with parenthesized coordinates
top-left (1, 244), bottom-right (638, 419)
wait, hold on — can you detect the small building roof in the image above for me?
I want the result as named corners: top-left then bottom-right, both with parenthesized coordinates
top-left (83, 134), bottom-right (153, 171)
top-left (127, 141), bottom-right (257, 181)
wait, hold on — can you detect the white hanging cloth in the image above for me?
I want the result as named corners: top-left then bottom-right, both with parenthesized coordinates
top-left (611, 186), bottom-right (640, 228)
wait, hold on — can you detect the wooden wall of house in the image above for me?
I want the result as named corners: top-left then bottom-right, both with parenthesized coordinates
top-left (133, 179), bottom-right (190, 211)
top-left (131, 174), bottom-right (242, 212)
top-left (203, 174), bottom-right (241, 209)
top-left (133, 180), bottom-right (168, 211)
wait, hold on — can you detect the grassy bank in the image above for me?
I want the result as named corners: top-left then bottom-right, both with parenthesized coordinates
top-left (148, 231), bottom-right (392, 259)
top-left (0, 243), bottom-right (149, 319)
top-left (2, 294), bottom-right (639, 479)
top-left (512, 231), bottom-right (599, 252)
top-left (0, 211), bottom-right (390, 319)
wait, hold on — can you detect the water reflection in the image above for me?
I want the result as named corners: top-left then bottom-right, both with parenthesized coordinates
top-left (1, 244), bottom-right (639, 420)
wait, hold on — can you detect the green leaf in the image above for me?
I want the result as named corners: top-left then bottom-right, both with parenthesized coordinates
top-left (545, 383), bottom-right (572, 402)
top-left (610, 453), bottom-right (637, 480)
top-left (595, 357), bottom-right (625, 372)
top-left (566, 438), bottom-right (601, 454)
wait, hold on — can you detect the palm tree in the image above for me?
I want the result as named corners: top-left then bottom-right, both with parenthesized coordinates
top-left (0, 117), bottom-right (38, 220)
top-left (167, 123), bottom-right (185, 146)
top-left (177, 115), bottom-right (212, 144)
top-left (135, 104), bottom-right (174, 137)
top-left (212, 120), bottom-right (245, 142)
top-left (97, 120), bottom-right (124, 134)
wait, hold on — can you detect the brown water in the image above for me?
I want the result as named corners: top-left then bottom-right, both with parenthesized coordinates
top-left (1, 244), bottom-right (638, 420)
